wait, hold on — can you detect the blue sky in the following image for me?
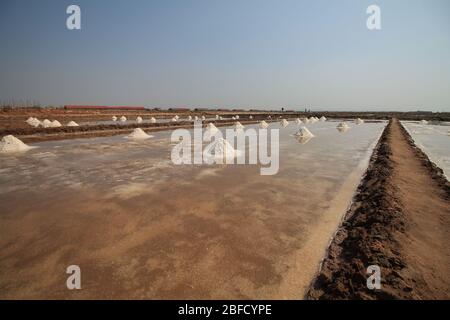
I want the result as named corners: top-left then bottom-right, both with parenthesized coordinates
top-left (0, 0), bottom-right (449, 111)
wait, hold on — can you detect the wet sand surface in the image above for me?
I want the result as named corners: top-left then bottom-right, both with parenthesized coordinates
top-left (0, 121), bottom-right (385, 299)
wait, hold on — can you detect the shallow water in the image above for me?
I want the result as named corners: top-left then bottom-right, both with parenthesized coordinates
top-left (402, 121), bottom-right (450, 179)
top-left (0, 120), bottom-right (385, 299)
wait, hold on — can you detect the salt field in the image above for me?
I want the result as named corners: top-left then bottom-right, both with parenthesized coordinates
top-left (402, 121), bottom-right (450, 179)
top-left (1, 121), bottom-right (386, 299)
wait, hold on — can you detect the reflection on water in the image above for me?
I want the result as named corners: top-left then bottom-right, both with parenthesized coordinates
top-left (0, 121), bottom-right (386, 299)
top-left (402, 121), bottom-right (450, 179)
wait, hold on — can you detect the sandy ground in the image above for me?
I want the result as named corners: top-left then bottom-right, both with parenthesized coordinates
top-left (308, 119), bottom-right (450, 299)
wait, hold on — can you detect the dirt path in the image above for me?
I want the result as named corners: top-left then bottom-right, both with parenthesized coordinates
top-left (307, 119), bottom-right (450, 299)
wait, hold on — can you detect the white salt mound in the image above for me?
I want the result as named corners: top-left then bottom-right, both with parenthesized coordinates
top-left (260, 120), bottom-right (269, 129)
top-left (294, 127), bottom-right (314, 138)
top-left (188, 115), bottom-right (192, 120)
top-left (26, 117), bottom-right (34, 124)
top-left (67, 121), bottom-right (79, 127)
top-left (28, 118), bottom-right (41, 127)
top-left (280, 119), bottom-right (289, 127)
top-left (203, 123), bottom-right (220, 140)
top-left (355, 118), bottom-right (364, 125)
top-left (234, 121), bottom-right (245, 130)
top-left (249, 115), bottom-right (253, 119)
top-left (50, 120), bottom-right (62, 127)
top-left (41, 119), bottom-right (52, 128)
top-left (235, 115), bottom-right (239, 119)
top-left (203, 138), bottom-right (240, 161)
top-left (174, 115), bottom-right (179, 120)
top-left (136, 116), bottom-right (143, 123)
top-left (194, 116), bottom-right (199, 121)
top-left (112, 116), bottom-right (117, 121)
top-left (120, 116), bottom-right (127, 122)
top-left (0, 135), bottom-right (33, 153)
top-left (337, 122), bottom-right (350, 130)
top-left (201, 116), bottom-right (206, 121)
top-left (320, 116), bottom-right (327, 121)
top-left (420, 120), bottom-right (428, 125)
top-left (295, 118), bottom-right (302, 125)
top-left (126, 128), bottom-right (153, 140)
top-left (171, 117), bottom-right (178, 122)
top-left (150, 117), bottom-right (156, 123)
top-left (215, 115), bottom-right (220, 119)
top-left (232, 116), bottom-right (236, 120)
top-left (302, 117), bottom-right (310, 124)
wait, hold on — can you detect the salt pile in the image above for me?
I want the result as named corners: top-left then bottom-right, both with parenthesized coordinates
top-left (302, 117), bottom-right (310, 124)
top-left (171, 117), bottom-right (178, 122)
top-left (203, 138), bottom-right (240, 161)
top-left (41, 119), bottom-right (52, 128)
top-left (337, 122), bottom-right (350, 132)
top-left (215, 115), bottom-right (220, 120)
top-left (126, 128), bottom-right (153, 140)
top-left (26, 117), bottom-right (41, 127)
top-left (112, 116), bottom-right (117, 121)
top-left (280, 119), bottom-right (289, 127)
top-left (188, 115), bottom-right (192, 120)
top-left (260, 120), bottom-right (269, 129)
top-left (309, 117), bottom-right (318, 123)
top-left (249, 115), bottom-right (253, 119)
top-left (0, 135), bottom-right (33, 153)
top-left (235, 115), bottom-right (239, 119)
top-left (203, 123), bottom-right (220, 140)
top-left (267, 115), bottom-right (272, 119)
top-left (136, 116), bottom-right (143, 123)
top-left (174, 115), bottom-right (179, 120)
top-left (201, 116), bottom-right (206, 121)
top-left (51, 120), bottom-right (62, 127)
top-left (295, 118), bottom-right (302, 125)
top-left (194, 116), bottom-right (199, 121)
top-left (234, 121), bottom-right (245, 130)
top-left (232, 116), bottom-right (236, 120)
top-left (420, 120), bottom-right (428, 125)
top-left (67, 121), bottom-right (79, 127)
top-left (120, 116), bottom-right (127, 122)
top-left (150, 117), bottom-right (156, 123)
top-left (355, 118), bottom-right (364, 125)
top-left (320, 116), bottom-right (327, 121)
top-left (293, 127), bottom-right (314, 138)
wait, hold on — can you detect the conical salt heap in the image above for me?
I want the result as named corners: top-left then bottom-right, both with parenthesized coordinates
top-left (150, 117), bottom-right (156, 123)
top-left (203, 138), bottom-right (239, 162)
top-left (50, 120), bottom-right (62, 127)
top-left (420, 120), bottom-right (428, 125)
top-left (215, 115), bottom-right (220, 120)
top-left (126, 128), bottom-right (153, 140)
top-left (280, 119), bottom-right (289, 127)
top-left (234, 121), bottom-right (245, 130)
top-left (27, 117), bottom-right (41, 127)
top-left (120, 116), bottom-right (127, 122)
top-left (337, 122), bottom-right (350, 132)
top-left (136, 116), bottom-right (143, 123)
top-left (294, 127), bottom-right (314, 138)
top-left (171, 117), bottom-right (178, 122)
top-left (188, 115), bottom-right (192, 120)
top-left (194, 116), bottom-right (199, 121)
top-left (249, 115), bottom-right (253, 119)
top-left (0, 135), bottom-right (33, 153)
top-left (355, 118), bottom-right (364, 125)
top-left (203, 123), bottom-right (220, 140)
top-left (235, 115), bottom-right (240, 119)
top-left (260, 120), bottom-right (269, 129)
top-left (41, 119), bottom-right (52, 128)
top-left (201, 116), bottom-right (206, 121)
top-left (67, 121), bottom-right (79, 127)
top-left (320, 116), bottom-right (326, 121)
top-left (295, 118), bottom-right (302, 125)
top-left (302, 117), bottom-right (309, 124)
top-left (112, 116), bottom-right (117, 121)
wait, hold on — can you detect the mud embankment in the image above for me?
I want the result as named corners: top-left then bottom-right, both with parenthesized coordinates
top-left (307, 119), bottom-right (450, 299)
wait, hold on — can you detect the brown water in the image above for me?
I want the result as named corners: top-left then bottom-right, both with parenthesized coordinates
top-left (0, 121), bottom-right (385, 299)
